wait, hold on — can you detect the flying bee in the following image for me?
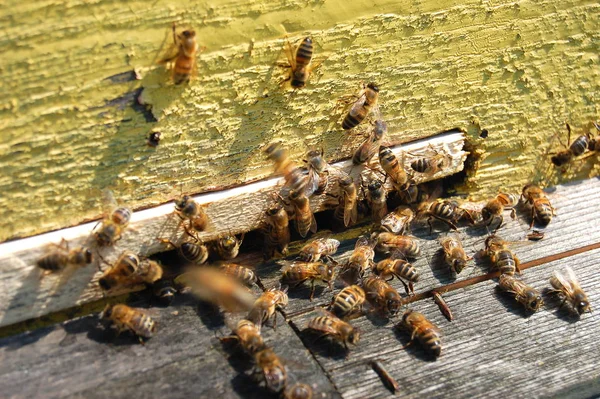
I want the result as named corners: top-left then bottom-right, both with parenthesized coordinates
top-left (299, 237), bottom-right (340, 263)
top-left (263, 205), bottom-right (291, 259)
top-left (284, 383), bottom-right (313, 399)
top-left (549, 266), bottom-right (591, 315)
top-left (304, 149), bottom-right (329, 196)
top-left (372, 254), bottom-right (419, 295)
top-left (353, 119), bottom-right (387, 165)
top-left (432, 291), bottom-right (453, 321)
top-left (175, 267), bottom-right (254, 312)
top-left (37, 239), bottom-right (93, 274)
top-left (152, 278), bottom-right (177, 305)
top-left (364, 178), bottom-right (388, 222)
top-left (521, 184), bottom-right (555, 228)
top-left (288, 190), bottom-right (317, 238)
top-left (220, 263), bottom-right (257, 286)
top-left (247, 286), bottom-right (289, 329)
top-left (100, 304), bottom-right (157, 344)
top-left (481, 192), bottom-right (519, 230)
top-left (282, 36), bottom-right (318, 89)
top-left (211, 233), bottom-right (244, 260)
top-left (265, 142), bottom-right (307, 193)
top-left (254, 347), bottom-right (287, 392)
top-left (158, 238), bottom-right (209, 265)
top-left (399, 310), bottom-right (442, 358)
top-left (483, 235), bottom-right (521, 276)
top-left (409, 146), bottom-right (448, 175)
top-left (93, 190), bottom-right (132, 247)
top-left (498, 274), bottom-right (543, 312)
top-left (373, 232), bottom-right (420, 258)
top-left (158, 22), bottom-right (200, 84)
top-left (380, 206), bottom-right (414, 235)
top-left (550, 122), bottom-right (590, 167)
top-left (306, 309), bottom-right (361, 350)
top-left (378, 146), bottom-right (411, 192)
top-left (363, 275), bottom-right (402, 316)
top-left (340, 236), bottom-right (375, 285)
top-left (417, 199), bottom-right (474, 234)
top-left (329, 285), bottom-right (366, 318)
top-left (281, 261), bottom-right (336, 301)
top-left (223, 319), bottom-right (266, 355)
top-left (439, 235), bottom-right (472, 274)
top-left (174, 195), bottom-right (210, 234)
top-left (333, 174), bottom-right (358, 227)
top-left (341, 82), bottom-right (380, 130)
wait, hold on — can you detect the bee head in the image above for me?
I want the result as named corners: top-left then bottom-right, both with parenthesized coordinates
top-left (367, 82), bottom-right (379, 92)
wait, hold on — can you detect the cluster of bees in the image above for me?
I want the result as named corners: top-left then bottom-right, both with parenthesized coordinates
top-left (33, 27), bottom-right (597, 397)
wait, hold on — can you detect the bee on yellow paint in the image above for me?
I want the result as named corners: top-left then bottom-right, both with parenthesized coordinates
top-left (281, 36), bottom-right (318, 89)
top-left (100, 304), bottom-right (157, 344)
top-left (550, 122), bottom-right (590, 167)
top-left (353, 120), bottom-right (387, 165)
top-left (549, 266), bottom-right (591, 315)
top-left (399, 310), bottom-right (442, 358)
top-left (36, 239), bottom-right (93, 274)
top-left (341, 82), bottom-right (380, 130)
top-left (158, 22), bottom-right (201, 84)
top-left (521, 184), bottom-right (555, 228)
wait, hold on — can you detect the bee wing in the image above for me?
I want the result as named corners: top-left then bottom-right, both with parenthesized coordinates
top-left (344, 193), bottom-right (358, 226)
top-left (551, 269), bottom-right (574, 294)
top-left (309, 212), bottom-right (318, 234)
top-left (389, 249), bottom-right (408, 261)
top-left (303, 168), bottom-right (320, 197)
top-left (355, 236), bottom-right (371, 249)
top-left (101, 189), bottom-right (118, 213)
top-left (563, 266), bottom-right (582, 289)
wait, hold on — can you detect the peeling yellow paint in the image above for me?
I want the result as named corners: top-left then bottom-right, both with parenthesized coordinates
top-left (0, 0), bottom-right (598, 242)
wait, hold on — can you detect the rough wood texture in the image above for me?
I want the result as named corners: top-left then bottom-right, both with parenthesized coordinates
top-left (1, 0), bottom-right (598, 242)
top-left (0, 131), bottom-right (466, 328)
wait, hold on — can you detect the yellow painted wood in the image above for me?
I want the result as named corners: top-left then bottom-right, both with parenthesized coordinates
top-left (1, 0), bottom-right (599, 242)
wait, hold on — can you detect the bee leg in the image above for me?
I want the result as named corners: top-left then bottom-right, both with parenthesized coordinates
top-left (398, 279), bottom-right (410, 296)
top-left (427, 217), bottom-right (434, 235)
top-left (509, 208), bottom-right (517, 220)
top-left (514, 256), bottom-right (522, 274)
top-left (529, 207), bottom-right (536, 229)
top-left (272, 313), bottom-right (278, 331)
top-left (309, 280), bottom-right (316, 301)
top-left (138, 335), bottom-right (146, 346)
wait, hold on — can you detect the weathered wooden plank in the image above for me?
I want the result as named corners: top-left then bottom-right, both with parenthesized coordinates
top-left (0, 131), bottom-right (466, 328)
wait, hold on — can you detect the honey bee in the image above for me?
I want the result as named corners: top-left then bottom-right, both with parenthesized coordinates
top-left (380, 206), bottom-right (414, 235)
top-left (100, 304), bottom-right (157, 343)
top-left (281, 261), bottom-right (336, 301)
top-left (409, 147), bottom-right (448, 175)
top-left (265, 143), bottom-right (307, 193)
top-left (158, 22), bottom-right (200, 85)
top-left (363, 276), bottom-right (402, 316)
top-left (99, 251), bottom-right (163, 292)
top-left (284, 383), bottom-right (313, 399)
top-left (158, 238), bottom-right (209, 265)
top-left (175, 267), bottom-right (254, 312)
top-left (372, 255), bottom-right (419, 295)
top-left (417, 200), bottom-right (474, 234)
top-left (288, 190), bottom-right (317, 238)
top-left (481, 193), bottom-right (519, 230)
top-left (521, 184), bottom-right (555, 228)
top-left (550, 122), bottom-right (590, 167)
top-left (378, 146), bottom-right (411, 192)
top-left (373, 232), bottom-right (420, 258)
top-left (498, 274), bottom-right (543, 312)
top-left (483, 235), bottom-right (521, 276)
top-left (549, 266), bottom-right (591, 315)
top-left (152, 278), bottom-right (177, 305)
top-left (254, 347), bottom-right (287, 392)
top-left (263, 205), bottom-right (291, 259)
top-left (306, 310), bottom-right (361, 349)
top-left (93, 191), bottom-right (132, 246)
top-left (341, 82), bottom-right (380, 130)
top-left (223, 319), bottom-right (266, 355)
top-left (299, 237), bottom-right (340, 263)
top-left (247, 286), bottom-right (289, 329)
top-left (282, 36), bottom-right (317, 89)
top-left (439, 235), bottom-right (472, 274)
top-left (431, 291), bottom-right (453, 321)
top-left (304, 149), bottom-right (329, 196)
top-left (211, 233), bottom-right (244, 260)
top-left (353, 119), bottom-right (387, 165)
top-left (399, 310), bottom-right (442, 357)
top-left (329, 285), bottom-right (366, 318)
top-left (37, 239), bottom-right (93, 273)
top-left (174, 195), bottom-right (210, 235)
top-left (340, 236), bottom-right (375, 285)
top-left (333, 174), bottom-right (358, 227)
top-left (364, 179), bottom-right (388, 222)
top-left (220, 263), bottom-right (257, 286)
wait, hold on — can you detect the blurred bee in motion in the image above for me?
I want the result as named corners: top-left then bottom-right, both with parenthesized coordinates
top-left (306, 309), bottom-right (361, 350)
top-left (353, 120), bottom-right (387, 165)
top-left (288, 190), bottom-right (317, 238)
top-left (549, 266), bottom-right (591, 315)
top-left (152, 278), bottom-right (177, 305)
top-left (100, 304), bottom-right (157, 344)
top-left (417, 199), bottom-right (474, 234)
top-left (483, 235), bottom-right (521, 276)
top-left (281, 261), bottom-right (336, 301)
top-left (304, 149), bottom-right (329, 196)
top-left (281, 36), bottom-right (318, 89)
top-left (363, 178), bottom-right (388, 223)
top-left (37, 239), bottom-right (93, 274)
top-left (220, 263), bottom-right (257, 286)
top-left (399, 310), bottom-right (442, 358)
top-left (247, 286), bottom-right (289, 329)
top-left (372, 253), bottom-right (419, 295)
top-left (481, 192), bottom-right (519, 231)
top-left (211, 233), bottom-right (244, 260)
top-left (340, 236), bottom-right (375, 285)
top-left (498, 274), bottom-right (543, 312)
top-left (263, 205), bottom-right (291, 259)
top-left (265, 143), bottom-right (307, 193)
top-left (175, 267), bottom-right (254, 312)
top-left (329, 285), bottom-right (366, 319)
top-left (378, 146), bottom-right (410, 193)
top-left (158, 238), bottom-right (209, 265)
top-left (550, 122), bottom-right (590, 167)
top-left (284, 383), bottom-right (313, 399)
top-left (332, 174), bottom-right (358, 227)
top-left (432, 291), bottom-right (453, 321)
top-left (439, 235), bottom-right (472, 274)
top-left (93, 190), bottom-right (132, 247)
top-left (222, 319), bottom-right (266, 355)
top-left (158, 22), bottom-right (200, 85)
top-left (521, 184), bottom-right (555, 228)
top-left (373, 232), bottom-right (420, 258)
top-left (254, 347), bottom-right (287, 393)
top-left (380, 206), bottom-right (414, 235)
top-left (341, 82), bottom-right (380, 130)
top-left (299, 237), bottom-right (340, 263)
top-left (409, 146), bottom-right (449, 176)
top-left (174, 195), bottom-right (210, 235)
top-left (363, 275), bottom-right (402, 316)
top-left (99, 251), bottom-right (164, 292)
